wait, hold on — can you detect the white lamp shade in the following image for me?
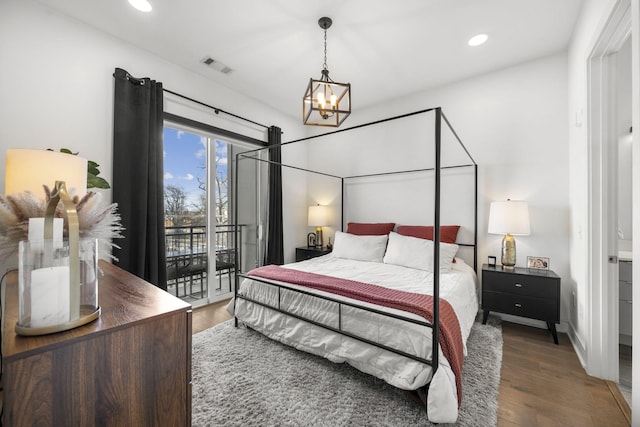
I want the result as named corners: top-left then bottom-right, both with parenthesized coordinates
top-left (488, 200), bottom-right (530, 235)
top-left (5, 149), bottom-right (88, 199)
top-left (308, 205), bottom-right (328, 227)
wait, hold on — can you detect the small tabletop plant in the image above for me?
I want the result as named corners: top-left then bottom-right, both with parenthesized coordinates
top-left (55, 148), bottom-right (110, 189)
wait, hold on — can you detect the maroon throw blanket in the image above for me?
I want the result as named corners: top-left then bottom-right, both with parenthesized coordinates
top-left (247, 264), bottom-right (465, 407)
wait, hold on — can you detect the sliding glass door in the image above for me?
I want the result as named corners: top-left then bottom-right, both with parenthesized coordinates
top-left (163, 124), bottom-right (235, 305)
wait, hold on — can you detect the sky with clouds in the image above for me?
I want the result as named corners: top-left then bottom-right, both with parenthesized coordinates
top-left (163, 127), bottom-right (228, 208)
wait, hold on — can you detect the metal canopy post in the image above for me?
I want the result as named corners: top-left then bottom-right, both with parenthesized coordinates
top-left (431, 107), bottom-right (442, 389)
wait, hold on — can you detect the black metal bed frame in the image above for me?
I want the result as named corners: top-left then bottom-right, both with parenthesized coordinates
top-left (232, 107), bottom-right (477, 415)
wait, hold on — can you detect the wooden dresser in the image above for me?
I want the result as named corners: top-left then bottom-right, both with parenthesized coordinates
top-left (2, 261), bottom-right (192, 427)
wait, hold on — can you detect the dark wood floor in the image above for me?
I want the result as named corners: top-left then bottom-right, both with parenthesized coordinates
top-left (193, 302), bottom-right (630, 426)
top-left (193, 298), bottom-right (233, 334)
top-left (498, 322), bottom-right (629, 426)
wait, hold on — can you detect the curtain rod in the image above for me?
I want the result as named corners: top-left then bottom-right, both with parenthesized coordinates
top-left (162, 88), bottom-right (269, 130)
top-left (116, 69), bottom-right (270, 129)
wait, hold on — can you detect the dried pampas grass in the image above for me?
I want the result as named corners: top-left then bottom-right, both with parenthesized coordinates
top-left (0, 187), bottom-right (124, 261)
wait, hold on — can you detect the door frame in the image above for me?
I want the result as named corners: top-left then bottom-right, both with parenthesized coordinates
top-left (586, 0), bottom-right (631, 380)
top-left (632, 0), bottom-right (640, 419)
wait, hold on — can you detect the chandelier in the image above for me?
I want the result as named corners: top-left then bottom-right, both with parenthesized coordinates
top-left (303, 17), bottom-right (351, 127)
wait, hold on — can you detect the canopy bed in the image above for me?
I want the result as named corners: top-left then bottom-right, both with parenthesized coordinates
top-left (230, 107), bottom-right (478, 423)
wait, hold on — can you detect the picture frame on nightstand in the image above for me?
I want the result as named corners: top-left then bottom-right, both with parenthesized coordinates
top-left (527, 256), bottom-right (549, 270)
top-left (488, 256), bottom-right (496, 267)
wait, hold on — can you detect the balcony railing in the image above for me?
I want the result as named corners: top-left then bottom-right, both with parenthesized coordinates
top-left (165, 224), bottom-right (238, 301)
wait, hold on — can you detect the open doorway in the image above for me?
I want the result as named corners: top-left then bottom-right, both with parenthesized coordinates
top-left (586, 0), bottom-right (632, 409)
top-left (616, 36), bottom-right (633, 407)
top-left (163, 124), bottom-right (239, 307)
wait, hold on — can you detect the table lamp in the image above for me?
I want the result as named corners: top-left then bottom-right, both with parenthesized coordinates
top-left (488, 199), bottom-right (530, 270)
top-left (4, 149), bottom-right (100, 335)
top-left (308, 204), bottom-right (328, 247)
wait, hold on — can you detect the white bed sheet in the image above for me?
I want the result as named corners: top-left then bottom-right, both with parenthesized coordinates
top-left (231, 255), bottom-right (479, 423)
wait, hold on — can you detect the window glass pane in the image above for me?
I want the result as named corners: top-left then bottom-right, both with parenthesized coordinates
top-left (164, 126), bottom-right (208, 302)
top-left (164, 127), bottom-right (207, 226)
top-left (163, 125), bottom-right (238, 304)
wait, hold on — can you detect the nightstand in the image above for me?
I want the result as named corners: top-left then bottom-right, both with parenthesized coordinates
top-left (296, 246), bottom-right (331, 262)
top-left (482, 264), bottom-right (561, 344)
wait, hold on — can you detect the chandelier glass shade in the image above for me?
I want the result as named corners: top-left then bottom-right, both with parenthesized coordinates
top-left (303, 17), bottom-right (351, 127)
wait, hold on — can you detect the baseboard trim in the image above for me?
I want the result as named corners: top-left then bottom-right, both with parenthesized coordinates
top-left (567, 321), bottom-right (588, 369)
top-left (606, 380), bottom-right (632, 426)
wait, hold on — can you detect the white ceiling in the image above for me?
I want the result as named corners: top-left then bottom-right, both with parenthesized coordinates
top-left (36, 0), bottom-right (584, 120)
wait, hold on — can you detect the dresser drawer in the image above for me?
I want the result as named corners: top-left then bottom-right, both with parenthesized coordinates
top-left (620, 280), bottom-right (633, 301)
top-left (484, 291), bottom-right (558, 322)
top-left (620, 299), bottom-right (633, 336)
top-left (620, 261), bottom-right (632, 282)
top-left (483, 271), bottom-right (557, 299)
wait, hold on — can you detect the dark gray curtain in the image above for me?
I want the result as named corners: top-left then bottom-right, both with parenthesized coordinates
top-left (264, 126), bottom-right (284, 265)
top-left (112, 68), bottom-right (167, 290)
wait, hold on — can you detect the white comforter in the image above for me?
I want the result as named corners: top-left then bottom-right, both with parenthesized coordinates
top-left (230, 255), bottom-right (479, 423)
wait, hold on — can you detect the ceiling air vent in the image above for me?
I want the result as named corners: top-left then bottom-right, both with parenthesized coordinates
top-left (201, 56), bottom-right (233, 74)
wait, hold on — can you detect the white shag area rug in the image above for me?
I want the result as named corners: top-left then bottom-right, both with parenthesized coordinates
top-left (192, 315), bottom-right (502, 426)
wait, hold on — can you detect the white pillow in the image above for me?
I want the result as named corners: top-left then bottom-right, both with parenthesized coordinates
top-left (383, 231), bottom-right (459, 272)
top-left (331, 231), bottom-right (388, 262)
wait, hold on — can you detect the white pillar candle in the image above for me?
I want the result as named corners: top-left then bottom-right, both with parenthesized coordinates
top-left (28, 217), bottom-right (63, 250)
top-left (30, 266), bottom-right (70, 328)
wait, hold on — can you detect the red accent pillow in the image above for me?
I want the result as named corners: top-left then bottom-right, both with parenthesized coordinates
top-left (346, 222), bottom-right (395, 236)
top-left (396, 225), bottom-right (460, 244)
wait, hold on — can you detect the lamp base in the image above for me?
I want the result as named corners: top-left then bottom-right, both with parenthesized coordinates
top-left (315, 227), bottom-right (324, 248)
top-left (501, 233), bottom-right (516, 269)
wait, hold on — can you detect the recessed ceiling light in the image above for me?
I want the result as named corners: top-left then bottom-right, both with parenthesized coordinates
top-left (468, 34), bottom-right (488, 47)
top-left (128, 0), bottom-right (152, 12)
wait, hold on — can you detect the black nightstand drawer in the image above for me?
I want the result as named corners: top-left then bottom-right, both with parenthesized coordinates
top-left (483, 291), bottom-right (559, 322)
top-left (296, 247), bottom-right (331, 262)
top-left (483, 271), bottom-right (557, 299)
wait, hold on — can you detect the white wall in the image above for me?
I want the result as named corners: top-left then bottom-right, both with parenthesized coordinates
top-left (0, 0), bottom-right (295, 189)
top-left (307, 54), bottom-right (571, 330)
top-left (0, 0), bottom-right (305, 269)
